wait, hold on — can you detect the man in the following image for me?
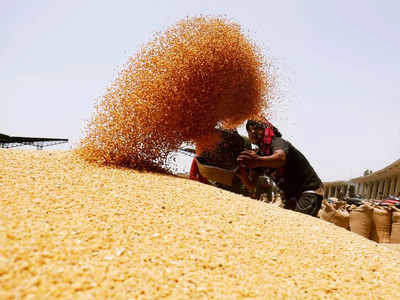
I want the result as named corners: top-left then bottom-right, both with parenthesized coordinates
top-left (237, 120), bottom-right (323, 216)
top-left (189, 128), bottom-right (252, 195)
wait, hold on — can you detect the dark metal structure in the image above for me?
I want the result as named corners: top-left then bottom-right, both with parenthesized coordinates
top-left (0, 133), bottom-right (68, 150)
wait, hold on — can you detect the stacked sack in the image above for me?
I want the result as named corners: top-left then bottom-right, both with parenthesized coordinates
top-left (349, 204), bottom-right (374, 240)
top-left (319, 200), bottom-right (350, 230)
top-left (319, 200), bottom-right (400, 244)
top-left (370, 206), bottom-right (392, 243)
top-left (391, 207), bottom-right (400, 243)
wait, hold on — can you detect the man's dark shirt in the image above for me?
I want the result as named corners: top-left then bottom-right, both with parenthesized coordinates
top-left (261, 137), bottom-right (322, 198)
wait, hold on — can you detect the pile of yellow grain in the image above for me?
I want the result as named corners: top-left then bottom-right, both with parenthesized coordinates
top-left (1, 149), bottom-right (400, 299)
top-left (80, 16), bottom-right (274, 171)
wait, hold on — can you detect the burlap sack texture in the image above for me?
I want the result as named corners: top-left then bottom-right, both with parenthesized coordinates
top-left (371, 207), bottom-right (392, 244)
top-left (391, 207), bottom-right (400, 243)
top-left (319, 200), bottom-right (349, 230)
top-left (320, 200), bottom-right (400, 246)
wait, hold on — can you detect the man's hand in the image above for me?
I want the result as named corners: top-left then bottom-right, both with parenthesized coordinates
top-left (237, 150), bottom-right (262, 168)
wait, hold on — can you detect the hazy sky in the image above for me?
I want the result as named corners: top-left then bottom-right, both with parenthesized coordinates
top-left (2, 0), bottom-right (399, 181)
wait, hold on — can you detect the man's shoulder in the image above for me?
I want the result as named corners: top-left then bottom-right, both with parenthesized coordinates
top-left (271, 137), bottom-right (290, 151)
top-left (241, 135), bottom-right (252, 150)
top-left (271, 136), bottom-right (288, 143)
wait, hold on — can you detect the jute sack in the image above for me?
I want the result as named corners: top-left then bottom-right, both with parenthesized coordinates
top-left (390, 207), bottom-right (400, 244)
top-left (319, 200), bottom-right (349, 230)
top-left (370, 207), bottom-right (392, 243)
top-left (333, 208), bottom-right (350, 230)
top-left (349, 204), bottom-right (373, 239)
top-left (319, 200), bottom-right (334, 222)
top-left (271, 196), bottom-right (283, 208)
top-left (317, 202), bottom-right (325, 219)
top-left (334, 201), bottom-right (347, 210)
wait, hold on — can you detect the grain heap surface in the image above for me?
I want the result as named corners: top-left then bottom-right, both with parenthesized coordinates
top-left (2, 150), bottom-right (400, 299)
top-left (79, 16), bottom-right (273, 171)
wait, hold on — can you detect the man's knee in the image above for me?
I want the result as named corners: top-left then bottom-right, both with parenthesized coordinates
top-left (295, 193), bottom-right (322, 216)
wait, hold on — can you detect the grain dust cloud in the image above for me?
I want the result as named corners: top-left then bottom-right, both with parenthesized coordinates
top-left (79, 16), bottom-right (275, 171)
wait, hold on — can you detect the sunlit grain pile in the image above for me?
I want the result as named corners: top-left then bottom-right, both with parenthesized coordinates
top-left (2, 149), bottom-right (400, 299)
top-left (79, 16), bottom-right (272, 170)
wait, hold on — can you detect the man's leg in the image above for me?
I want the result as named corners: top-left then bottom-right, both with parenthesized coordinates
top-left (283, 196), bottom-right (297, 211)
top-left (295, 192), bottom-right (323, 217)
top-left (231, 176), bottom-right (244, 194)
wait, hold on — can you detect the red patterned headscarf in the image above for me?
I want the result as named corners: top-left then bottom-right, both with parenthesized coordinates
top-left (246, 120), bottom-right (281, 155)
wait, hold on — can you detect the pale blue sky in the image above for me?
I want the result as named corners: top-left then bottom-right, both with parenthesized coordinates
top-left (1, 0), bottom-right (399, 181)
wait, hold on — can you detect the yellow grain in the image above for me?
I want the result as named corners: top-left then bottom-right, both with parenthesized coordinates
top-left (79, 16), bottom-right (275, 171)
top-left (1, 149), bottom-right (400, 299)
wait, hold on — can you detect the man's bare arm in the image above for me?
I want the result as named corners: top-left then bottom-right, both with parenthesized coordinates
top-left (257, 150), bottom-right (286, 168)
top-left (237, 150), bottom-right (286, 169)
